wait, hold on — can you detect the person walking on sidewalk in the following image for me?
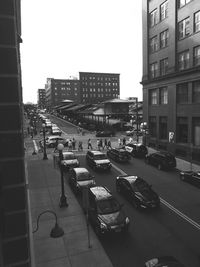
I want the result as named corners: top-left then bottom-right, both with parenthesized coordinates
top-left (78, 141), bottom-right (83, 151)
top-left (97, 139), bottom-right (100, 150)
top-left (54, 139), bottom-right (59, 153)
top-left (68, 139), bottom-right (72, 151)
top-left (72, 138), bottom-right (76, 150)
top-left (99, 138), bottom-right (103, 150)
top-left (88, 138), bottom-right (92, 150)
top-left (118, 138), bottom-right (122, 148)
top-left (122, 137), bottom-right (126, 146)
top-left (107, 139), bottom-right (112, 149)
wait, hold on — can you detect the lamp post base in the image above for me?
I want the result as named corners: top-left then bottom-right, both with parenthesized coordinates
top-left (59, 195), bottom-right (68, 208)
top-left (43, 154), bottom-right (48, 160)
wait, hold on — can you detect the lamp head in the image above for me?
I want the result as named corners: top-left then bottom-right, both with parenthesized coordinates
top-left (42, 123), bottom-right (46, 128)
top-left (57, 143), bottom-right (64, 151)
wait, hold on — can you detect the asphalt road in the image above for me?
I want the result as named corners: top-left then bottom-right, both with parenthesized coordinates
top-left (50, 115), bottom-right (200, 267)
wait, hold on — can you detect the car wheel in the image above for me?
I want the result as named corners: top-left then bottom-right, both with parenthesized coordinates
top-left (158, 164), bottom-right (162, 170)
top-left (180, 175), bottom-right (185, 181)
top-left (49, 143), bottom-right (54, 148)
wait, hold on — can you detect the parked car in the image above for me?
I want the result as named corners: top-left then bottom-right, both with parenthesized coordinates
top-left (145, 151), bottom-right (176, 170)
top-left (116, 175), bottom-right (160, 209)
top-left (60, 152), bottom-right (80, 171)
top-left (51, 126), bottom-right (62, 136)
top-left (96, 130), bottom-right (115, 137)
top-left (180, 170), bottom-right (200, 187)
top-left (39, 135), bottom-right (67, 148)
top-left (124, 143), bottom-right (148, 158)
top-left (126, 129), bottom-right (142, 136)
top-left (86, 150), bottom-right (112, 171)
top-left (88, 186), bottom-right (130, 235)
top-left (68, 167), bottom-right (95, 194)
top-left (145, 256), bottom-right (185, 267)
top-left (107, 148), bottom-right (131, 163)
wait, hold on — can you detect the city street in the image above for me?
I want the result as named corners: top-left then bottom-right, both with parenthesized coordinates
top-left (32, 115), bottom-right (200, 267)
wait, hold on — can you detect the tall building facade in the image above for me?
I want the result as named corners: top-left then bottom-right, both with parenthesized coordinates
top-left (0, 0), bottom-right (31, 265)
top-left (142, 0), bottom-right (200, 163)
top-left (37, 88), bottom-right (46, 109)
top-left (45, 78), bottom-right (80, 108)
top-left (79, 72), bottom-right (120, 104)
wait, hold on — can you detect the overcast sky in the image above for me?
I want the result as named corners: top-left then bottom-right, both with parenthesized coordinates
top-left (21, 0), bottom-right (143, 104)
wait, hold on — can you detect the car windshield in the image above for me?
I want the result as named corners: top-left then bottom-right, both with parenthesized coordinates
top-left (94, 154), bottom-right (107, 160)
top-left (97, 198), bottom-right (120, 214)
top-left (77, 172), bottom-right (91, 181)
top-left (133, 179), bottom-right (149, 192)
top-left (63, 154), bottom-right (76, 160)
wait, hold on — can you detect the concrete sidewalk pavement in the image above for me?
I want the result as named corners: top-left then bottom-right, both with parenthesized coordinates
top-left (26, 150), bottom-right (113, 267)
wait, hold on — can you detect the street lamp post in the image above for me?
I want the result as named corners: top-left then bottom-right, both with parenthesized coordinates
top-left (142, 122), bottom-right (148, 146)
top-left (57, 143), bottom-right (68, 208)
top-left (42, 123), bottom-right (48, 160)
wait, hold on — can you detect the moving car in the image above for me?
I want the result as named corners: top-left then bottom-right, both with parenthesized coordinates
top-left (88, 186), bottom-right (130, 235)
top-left (96, 130), bottom-right (115, 137)
top-left (125, 129), bottom-right (143, 136)
top-left (60, 152), bottom-right (80, 171)
top-left (40, 135), bottom-right (67, 148)
top-left (124, 143), bottom-right (148, 158)
top-left (86, 150), bottom-right (112, 171)
top-left (145, 256), bottom-right (185, 267)
top-left (116, 175), bottom-right (160, 209)
top-left (107, 148), bottom-right (131, 163)
top-left (180, 170), bottom-right (200, 187)
top-left (68, 167), bottom-right (95, 194)
top-left (145, 151), bottom-right (176, 170)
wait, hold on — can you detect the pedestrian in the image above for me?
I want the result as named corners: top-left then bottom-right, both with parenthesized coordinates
top-left (54, 139), bottom-right (59, 152)
top-left (65, 138), bottom-right (69, 150)
top-left (72, 138), bottom-right (76, 150)
top-left (129, 137), bottom-right (133, 144)
top-left (122, 137), bottom-right (126, 146)
top-left (99, 138), bottom-right (103, 150)
top-left (88, 138), bottom-right (92, 150)
top-left (27, 126), bottom-right (30, 135)
top-left (103, 138), bottom-right (108, 150)
top-left (68, 139), bottom-right (72, 151)
top-left (118, 138), bottom-right (122, 147)
top-left (97, 139), bottom-right (100, 150)
top-left (78, 141), bottom-right (83, 151)
top-left (107, 139), bottom-right (111, 149)
top-left (30, 126), bottom-right (34, 138)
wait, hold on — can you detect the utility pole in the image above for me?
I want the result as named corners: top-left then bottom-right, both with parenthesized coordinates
top-left (136, 98), bottom-right (139, 143)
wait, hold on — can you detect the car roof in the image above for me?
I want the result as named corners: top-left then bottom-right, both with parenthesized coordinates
top-left (90, 150), bottom-right (105, 156)
top-left (112, 148), bottom-right (126, 152)
top-left (90, 186), bottom-right (112, 200)
top-left (119, 175), bottom-right (139, 184)
top-left (48, 135), bottom-right (64, 139)
top-left (63, 152), bottom-right (74, 156)
top-left (73, 167), bottom-right (89, 174)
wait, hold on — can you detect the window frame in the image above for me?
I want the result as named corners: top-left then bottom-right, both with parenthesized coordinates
top-left (178, 17), bottom-right (190, 40)
top-left (194, 11), bottom-right (200, 33)
top-left (160, 58), bottom-right (168, 76)
top-left (149, 9), bottom-right (158, 27)
top-left (176, 83), bottom-right (189, 104)
top-left (160, 87), bottom-right (168, 104)
top-left (193, 45), bottom-right (200, 66)
top-left (150, 35), bottom-right (158, 53)
top-left (178, 50), bottom-right (190, 71)
top-left (160, 29), bottom-right (169, 49)
top-left (150, 62), bottom-right (158, 78)
top-left (160, 0), bottom-right (169, 21)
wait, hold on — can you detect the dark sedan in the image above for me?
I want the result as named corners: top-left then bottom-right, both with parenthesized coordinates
top-left (145, 151), bottom-right (176, 170)
top-left (96, 130), bottom-right (115, 137)
top-left (145, 256), bottom-right (185, 267)
top-left (116, 175), bottom-right (160, 209)
top-left (180, 170), bottom-right (200, 187)
top-left (107, 148), bottom-right (131, 163)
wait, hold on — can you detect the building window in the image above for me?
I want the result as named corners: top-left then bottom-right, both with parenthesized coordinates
top-left (194, 46), bottom-right (200, 66)
top-left (194, 11), bottom-right (200, 33)
top-left (150, 36), bottom-right (158, 53)
top-left (150, 62), bottom-right (158, 78)
top-left (192, 117), bottom-right (200, 146)
top-left (149, 116), bottom-right (157, 137)
top-left (150, 9), bottom-right (158, 27)
top-left (160, 1), bottom-right (168, 21)
top-left (176, 117), bottom-right (188, 143)
top-left (160, 58), bottom-right (168, 76)
top-left (160, 29), bottom-right (169, 49)
top-left (178, 0), bottom-right (192, 8)
top-left (178, 17), bottom-right (190, 40)
top-left (177, 83), bottom-right (189, 103)
top-left (149, 89), bottom-right (158, 105)
top-left (159, 117), bottom-right (168, 139)
top-left (160, 87), bottom-right (168, 104)
top-left (192, 80), bottom-right (200, 103)
top-left (178, 50), bottom-right (189, 70)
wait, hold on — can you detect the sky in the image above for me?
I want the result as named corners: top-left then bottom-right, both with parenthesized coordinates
top-left (21, 0), bottom-right (143, 104)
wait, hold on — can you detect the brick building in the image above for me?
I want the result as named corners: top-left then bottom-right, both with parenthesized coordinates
top-left (45, 78), bottom-right (80, 108)
top-left (37, 88), bottom-right (46, 109)
top-left (0, 0), bottom-right (31, 265)
top-left (142, 0), bottom-right (200, 162)
top-left (79, 72), bottom-right (120, 104)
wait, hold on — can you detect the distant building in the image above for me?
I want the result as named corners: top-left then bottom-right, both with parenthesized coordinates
top-left (37, 88), bottom-right (46, 108)
top-left (142, 0), bottom-right (200, 162)
top-left (45, 78), bottom-right (80, 108)
top-left (79, 72), bottom-right (120, 104)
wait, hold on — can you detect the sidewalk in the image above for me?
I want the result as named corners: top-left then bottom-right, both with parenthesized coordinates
top-left (26, 143), bottom-right (113, 267)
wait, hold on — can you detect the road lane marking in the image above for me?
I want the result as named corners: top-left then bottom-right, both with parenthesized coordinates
top-left (112, 163), bottom-right (200, 231)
